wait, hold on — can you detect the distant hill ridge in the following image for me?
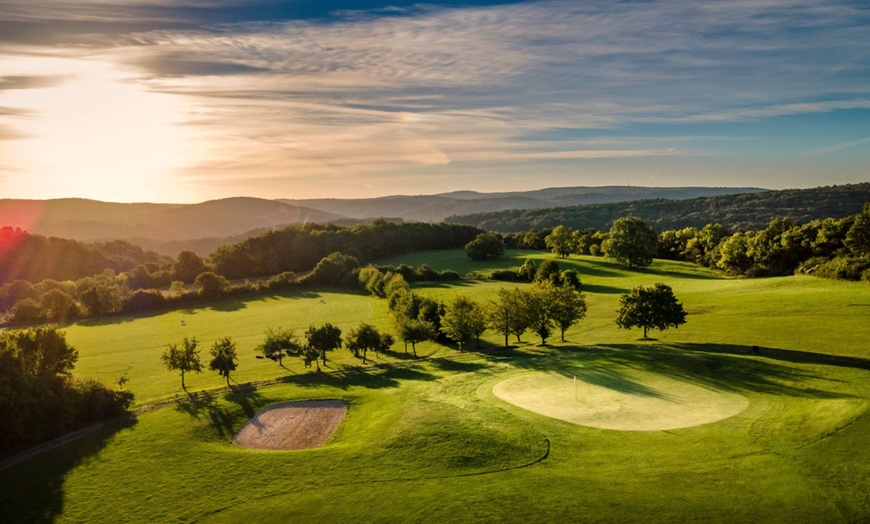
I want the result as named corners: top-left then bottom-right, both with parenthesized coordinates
top-left (281, 186), bottom-right (765, 222)
top-left (444, 183), bottom-right (870, 232)
top-left (0, 197), bottom-right (344, 244)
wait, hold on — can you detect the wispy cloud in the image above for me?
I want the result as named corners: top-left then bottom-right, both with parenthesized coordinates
top-left (0, 0), bottom-right (868, 200)
top-left (802, 136), bottom-right (870, 157)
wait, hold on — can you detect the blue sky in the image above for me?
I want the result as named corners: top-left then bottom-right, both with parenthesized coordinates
top-left (0, 0), bottom-right (868, 202)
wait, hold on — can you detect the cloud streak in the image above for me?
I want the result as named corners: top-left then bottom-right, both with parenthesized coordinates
top-left (0, 0), bottom-right (868, 200)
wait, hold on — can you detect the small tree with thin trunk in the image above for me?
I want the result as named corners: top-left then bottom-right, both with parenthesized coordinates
top-left (306, 323), bottom-right (343, 368)
top-left (209, 337), bottom-right (238, 387)
top-left (441, 295), bottom-right (486, 351)
top-left (162, 337), bottom-right (202, 391)
top-left (550, 284), bottom-right (588, 341)
top-left (345, 323), bottom-right (393, 364)
top-left (258, 327), bottom-right (300, 368)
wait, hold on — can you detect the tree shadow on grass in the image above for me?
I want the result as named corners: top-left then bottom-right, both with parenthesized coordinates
top-left (592, 343), bottom-right (861, 399)
top-left (581, 283), bottom-right (629, 295)
top-left (288, 362), bottom-right (437, 391)
top-left (669, 343), bottom-right (870, 372)
top-left (0, 416), bottom-right (138, 524)
top-left (429, 357), bottom-right (489, 373)
top-left (502, 343), bottom-right (861, 400)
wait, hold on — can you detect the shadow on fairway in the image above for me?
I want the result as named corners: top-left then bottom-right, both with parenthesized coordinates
top-left (429, 357), bottom-right (489, 373)
top-left (581, 283), bottom-right (628, 295)
top-left (598, 344), bottom-right (862, 399)
top-left (672, 342), bottom-right (870, 371)
top-left (290, 362), bottom-right (438, 391)
top-left (502, 343), bottom-right (862, 400)
top-left (0, 416), bottom-right (138, 524)
top-left (172, 388), bottom-right (270, 440)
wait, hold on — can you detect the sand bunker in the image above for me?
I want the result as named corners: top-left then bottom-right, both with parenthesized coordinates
top-left (233, 400), bottom-right (346, 450)
top-left (493, 370), bottom-right (748, 431)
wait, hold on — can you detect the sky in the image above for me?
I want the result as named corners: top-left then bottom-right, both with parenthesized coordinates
top-left (0, 0), bottom-right (868, 203)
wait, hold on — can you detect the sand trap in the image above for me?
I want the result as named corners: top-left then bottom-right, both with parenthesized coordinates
top-left (493, 370), bottom-right (748, 431)
top-left (233, 400), bottom-right (346, 450)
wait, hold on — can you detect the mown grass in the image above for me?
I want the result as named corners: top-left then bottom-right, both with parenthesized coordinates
top-left (3, 251), bottom-right (870, 522)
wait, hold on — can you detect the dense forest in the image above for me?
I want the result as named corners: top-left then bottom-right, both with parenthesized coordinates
top-left (446, 183), bottom-right (870, 233)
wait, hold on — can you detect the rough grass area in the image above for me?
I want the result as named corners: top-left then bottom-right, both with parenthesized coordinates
top-left (3, 251), bottom-right (870, 522)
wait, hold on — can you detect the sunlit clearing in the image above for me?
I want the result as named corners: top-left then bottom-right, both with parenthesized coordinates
top-left (1, 57), bottom-right (193, 203)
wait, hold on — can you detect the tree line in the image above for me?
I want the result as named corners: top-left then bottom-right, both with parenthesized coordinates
top-left (467, 204), bottom-right (870, 282)
top-left (0, 221), bottom-right (482, 323)
top-left (0, 326), bottom-right (133, 458)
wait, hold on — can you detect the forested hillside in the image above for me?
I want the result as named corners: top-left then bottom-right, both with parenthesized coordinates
top-left (283, 185), bottom-right (763, 222)
top-left (446, 183), bottom-right (870, 232)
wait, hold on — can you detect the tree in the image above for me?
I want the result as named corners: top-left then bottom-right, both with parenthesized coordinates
top-left (195, 271), bottom-right (229, 298)
top-left (395, 317), bottom-right (435, 357)
top-left (489, 287), bottom-right (530, 347)
top-left (545, 225), bottom-right (575, 258)
top-left (517, 259), bottom-right (537, 282)
top-left (441, 295), bottom-right (486, 351)
top-left (845, 203), bottom-right (870, 257)
top-left (162, 337), bottom-right (203, 391)
top-left (209, 337), bottom-right (238, 387)
top-left (172, 250), bottom-right (207, 283)
top-left (550, 284), bottom-right (587, 341)
top-left (535, 260), bottom-right (561, 284)
top-left (258, 327), bottom-right (301, 367)
top-left (306, 323), bottom-right (343, 368)
top-left (615, 283), bottom-right (687, 339)
top-left (465, 232), bottom-right (506, 261)
top-left (524, 282), bottom-right (556, 345)
top-left (345, 323), bottom-right (393, 364)
top-left (602, 216), bottom-right (658, 268)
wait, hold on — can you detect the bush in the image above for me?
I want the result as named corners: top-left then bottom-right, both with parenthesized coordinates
top-left (124, 289), bottom-right (166, 313)
top-left (490, 269), bottom-right (521, 281)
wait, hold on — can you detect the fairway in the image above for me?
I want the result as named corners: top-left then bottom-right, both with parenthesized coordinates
top-left (493, 369), bottom-right (749, 431)
top-left (3, 252), bottom-right (870, 523)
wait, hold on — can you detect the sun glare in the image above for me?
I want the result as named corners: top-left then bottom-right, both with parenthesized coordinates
top-left (1, 56), bottom-right (192, 203)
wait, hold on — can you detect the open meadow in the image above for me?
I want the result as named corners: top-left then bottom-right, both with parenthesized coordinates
top-left (2, 250), bottom-right (869, 522)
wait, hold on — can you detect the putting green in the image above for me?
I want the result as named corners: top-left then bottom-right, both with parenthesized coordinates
top-left (493, 369), bottom-right (749, 431)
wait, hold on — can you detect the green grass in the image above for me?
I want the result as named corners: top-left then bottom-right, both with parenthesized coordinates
top-left (3, 251), bottom-right (870, 522)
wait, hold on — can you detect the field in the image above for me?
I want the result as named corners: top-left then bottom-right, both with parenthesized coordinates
top-left (2, 250), bottom-right (869, 522)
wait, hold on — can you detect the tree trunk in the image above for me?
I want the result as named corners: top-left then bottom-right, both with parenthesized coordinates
top-left (504, 333), bottom-right (509, 347)
top-left (225, 374), bottom-right (231, 387)
top-left (643, 325), bottom-right (648, 338)
top-left (412, 342), bottom-right (417, 357)
top-left (180, 371), bottom-right (186, 391)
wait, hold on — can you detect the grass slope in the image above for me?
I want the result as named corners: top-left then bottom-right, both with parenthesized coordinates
top-left (2, 251), bottom-right (869, 522)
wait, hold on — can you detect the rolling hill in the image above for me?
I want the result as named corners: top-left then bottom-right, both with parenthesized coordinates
top-left (281, 186), bottom-right (765, 222)
top-left (0, 197), bottom-right (345, 243)
top-left (445, 183), bottom-right (870, 232)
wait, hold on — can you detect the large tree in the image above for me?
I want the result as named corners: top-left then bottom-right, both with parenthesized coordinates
top-left (209, 337), bottom-right (238, 387)
top-left (465, 232), bottom-right (506, 261)
top-left (603, 216), bottom-right (659, 268)
top-left (162, 337), bottom-right (203, 391)
top-left (545, 225), bottom-right (575, 258)
top-left (489, 287), bottom-right (530, 347)
top-left (615, 283), bottom-right (687, 339)
top-left (441, 295), bottom-right (487, 350)
top-left (523, 281), bottom-right (556, 345)
top-left (306, 323), bottom-right (343, 368)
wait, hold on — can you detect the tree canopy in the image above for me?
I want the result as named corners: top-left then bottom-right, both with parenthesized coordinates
top-left (615, 283), bottom-right (687, 339)
top-left (465, 232), bottom-right (506, 261)
top-left (162, 337), bottom-right (203, 391)
top-left (603, 216), bottom-right (659, 268)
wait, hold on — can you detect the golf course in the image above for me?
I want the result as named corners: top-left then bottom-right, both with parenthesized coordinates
top-left (2, 250), bottom-right (869, 522)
